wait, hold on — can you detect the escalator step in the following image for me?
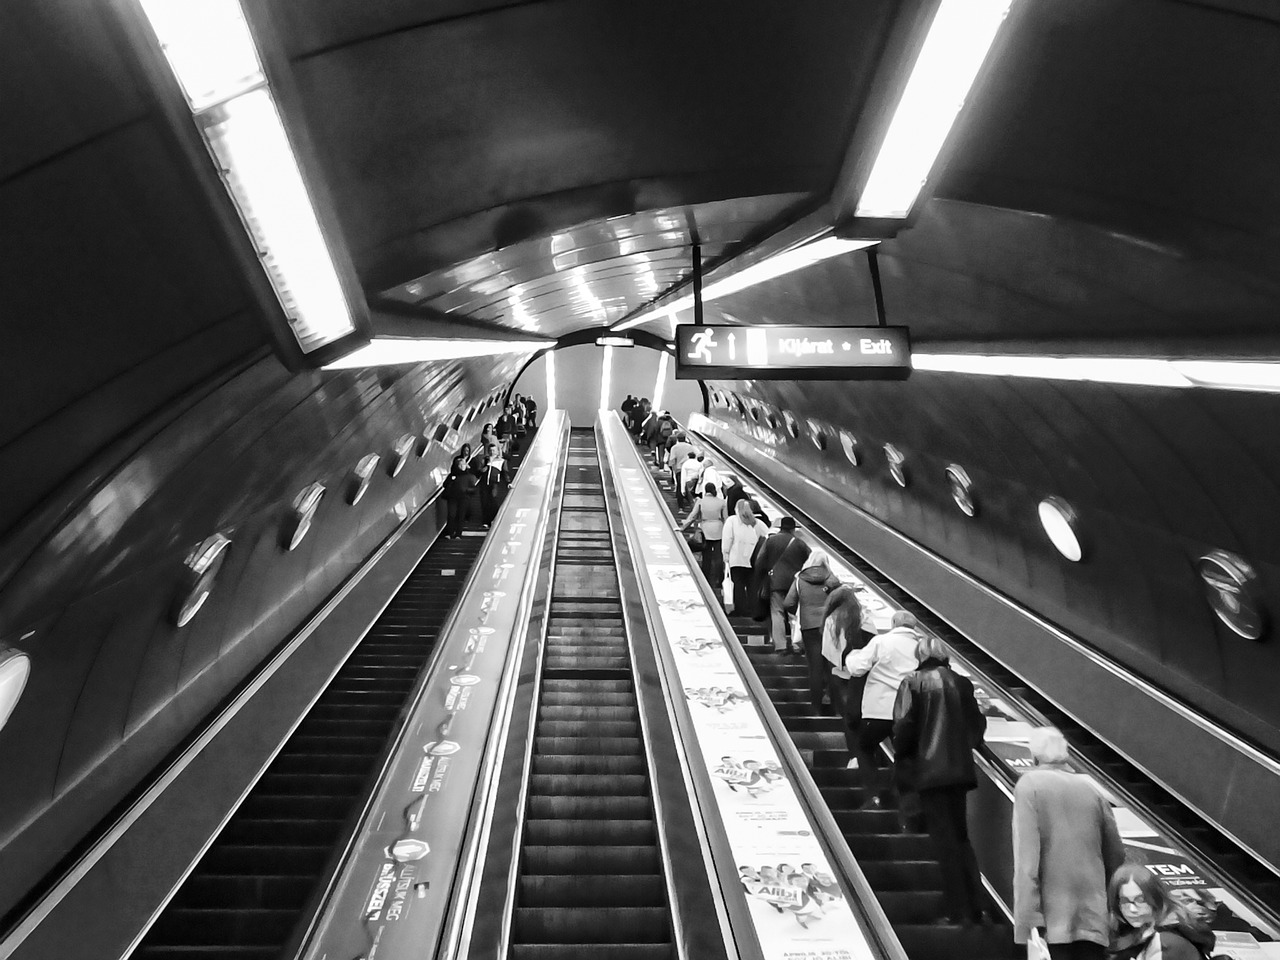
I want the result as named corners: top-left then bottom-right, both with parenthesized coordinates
top-left (532, 754), bottom-right (646, 775)
top-left (517, 874), bottom-right (665, 906)
top-left (526, 773), bottom-right (649, 796)
top-left (145, 907), bottom-right (296, 944)
top-left (509, 942), bottom-right (675, 957)
top-left (512, 906), bottom-right (670, 943)
top-left (535, 720), bottom-right (639, 738)
top-left (217, 818), bottom-right (346, 846)
top-left (537, 706), bottom-right (639, 722)
top-left (535, 736), bottom-right (642, 756)
top-left (520, 844), bottom-right (661, 875)
top-left (859, 859), bottom-right (944, 889)
top-left (523, 818), bottom-right (656, 846)
top-left (179, 874), bottom-right (315, 910)
top-left (527, 795), bottom-right (653, 819)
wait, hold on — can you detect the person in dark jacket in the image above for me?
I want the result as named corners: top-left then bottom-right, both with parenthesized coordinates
top-left (621, 395), bottom-right (635, 417)
top-left (784, 549), bottom-right (842, 710)
top-left (892, 634), bottom-right (988, 925)
top-left (495, 407), bottom-right (516, 453)
top-left (478, 447), bottom-right (510, 525)
top-left (821, 586), bottom-right (875, 757)
top-left (751, 517), bottom-right (811, 653)
top-left (443, 455), bottom-right (477, 538)
top-left (524, 395), bottom-right (538, 429)
top-left (1108, 864), bottom-right (1216, 960)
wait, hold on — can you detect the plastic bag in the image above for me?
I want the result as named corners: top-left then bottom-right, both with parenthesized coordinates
top-left (1027, 929), bottom-right (1051, 960)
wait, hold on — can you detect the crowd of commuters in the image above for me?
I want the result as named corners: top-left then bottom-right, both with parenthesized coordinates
top-left (442, 394), bottom-right (536, 537)
top-left (628, 416), bottom-right (1247, 954)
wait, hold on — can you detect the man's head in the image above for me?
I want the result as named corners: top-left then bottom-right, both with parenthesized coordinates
top-left (779, 516), bottom-right (797, 532)
top-left (1169, 887), bottom-right (1217, 924)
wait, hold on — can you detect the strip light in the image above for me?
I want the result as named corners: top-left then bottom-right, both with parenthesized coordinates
top-left (912, 353), bottom-right (1280, 393)
top-left (855, 0), bottom-right (1016, 218)
top-left (546, 349), bottom-right (557, 410)
top-left (615, 236), bottom-right (877, 332)
top-left (322, 338), bottom-right (552, 369)
top-left (653, 350), bottom-right (670, 411)
top-left (600, 345), bottom-right (614, 410)
top-left (138, 0), bottom-right (357, 353)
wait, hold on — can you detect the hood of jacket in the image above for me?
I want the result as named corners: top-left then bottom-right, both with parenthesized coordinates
top-left (799, 563), bottom-right (833, 584)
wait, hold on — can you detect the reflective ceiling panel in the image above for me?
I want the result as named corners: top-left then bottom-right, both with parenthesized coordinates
top-left (379, 194), bottom-right (806, 339)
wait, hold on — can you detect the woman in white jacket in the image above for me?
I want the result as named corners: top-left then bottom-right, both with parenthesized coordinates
top-left (722, 498), bottom-right (768, 617)
top-left (845, 611), bottom-right (922, 808)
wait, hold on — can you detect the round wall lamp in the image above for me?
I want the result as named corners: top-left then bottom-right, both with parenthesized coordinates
top-left (0, 650), bottom-right (32, 736)
top-left (783, 412), bottom-right (800, 439)
top-left (1038, 497), bottom-right (1083, 562)
top-left (884, 444), bottom-right (907, 487)
top-left (349, 454), bottom-right (381, 505)
top-left (171, 532), bottom-right (232, 627)
top-left (807, 421), bottom-right (828, 451)
top-left (945, 464), bottom-right (976, 516)
top-left (1197, 549), bottom-right (1266, 640)
top-left (389, 434), bottom-right (415, 477)
top-left (839, 430), bottom-right (860, 466)
top-left (283, 482), bottom-right (326, 550)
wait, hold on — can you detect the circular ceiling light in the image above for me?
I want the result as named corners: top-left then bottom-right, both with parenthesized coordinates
top-left (783, 412), bottom-right (800, 439)
top-left (1197, 549), bottom-right (1266, 640)
top-left (0, 650), bottom-right (32, 735)
top-left (283, 482), bottom-right (326, 551)
top-left (884, 444), bottom-right (907, 487)
top-left (839, 430), bottom-right (860, 466)
top-left (945, 464), bottom-right (976, 516)
top-left (1038, 497), bottom-right (1083, 562)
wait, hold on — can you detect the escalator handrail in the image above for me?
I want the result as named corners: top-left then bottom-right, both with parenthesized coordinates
top-left (603, 414), bottom-right (910, 960)
top-left (691, 422), bottom-right (1280, 937)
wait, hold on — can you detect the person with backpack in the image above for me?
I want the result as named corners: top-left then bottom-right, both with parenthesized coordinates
top-left (784, 549), bottom-right (842, 710)
top-left (821, 586), bottom-right (875, 758)
top-left (751, 517), bottom-right (811, 654)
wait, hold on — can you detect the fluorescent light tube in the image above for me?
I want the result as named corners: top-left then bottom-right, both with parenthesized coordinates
top-left (138, 0), bottom-right (359, 354)
top-left (600, 345), bottom-right (614, 410)
top-left (615, 237), bottom-right (876, 331)
top-left (653, 350), bottom-right (670, 411)
top-left (322, 338), bottom-right (552, 369)
top-left (596, 336), bottom-right (635, 347)
top-left (913, 353), bottom-right (1280, 393)
top-left (546, 349), bottom-right (557, 410)
top-left (855, 0), bottom-right (1015, 218)
top-left (137, 0), bottom-right (263, 110)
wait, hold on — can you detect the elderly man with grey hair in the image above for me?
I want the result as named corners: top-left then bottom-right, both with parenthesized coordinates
top-left (1012, 727), bottom-right (1127, 960)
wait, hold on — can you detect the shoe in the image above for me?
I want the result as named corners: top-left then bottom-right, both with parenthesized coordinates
top-left (845, 758), bottom-right (859, 770)
top-left (856, 795), bottom-right (884, 811)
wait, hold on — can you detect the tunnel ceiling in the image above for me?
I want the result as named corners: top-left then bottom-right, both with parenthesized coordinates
top-left (4, 1), bottom-right (1280, 628)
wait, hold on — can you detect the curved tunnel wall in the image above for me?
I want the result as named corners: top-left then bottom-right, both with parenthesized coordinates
top-left (705, 376), bottom-right (1280, 761)
top-left (0, 353), bottom-right (524, 919)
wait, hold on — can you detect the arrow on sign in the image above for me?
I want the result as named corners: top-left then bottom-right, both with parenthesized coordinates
top-left (727, 332), bottom-right (736, 360)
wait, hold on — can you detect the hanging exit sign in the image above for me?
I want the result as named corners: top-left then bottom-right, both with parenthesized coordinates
top-left (674, 325), bottom-right (911, 380)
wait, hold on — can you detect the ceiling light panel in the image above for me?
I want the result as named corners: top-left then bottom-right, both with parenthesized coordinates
top-left (322, 338), bottom-right (552, 369)
top-left (913, 353), bottom-right (1280, 393)
top-left (855, 0), bottom-right (1016, 219)
top-left (138, 0), bottom-right (357, 354)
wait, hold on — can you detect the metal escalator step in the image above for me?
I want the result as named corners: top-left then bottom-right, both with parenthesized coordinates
top-left (526, 774), bottom-right (650, 796)
top-left (145, 907), bottom-right (297, 945)
top-left (512, 906), bottom-right (670, 943)
top-left (859, 859), bottom-right (944, 889)
top-left (537, 705), bottom-right (638, 723)
top-left (520, 845), bottom-right (661, 875)
top-left (535, 720), bottom-right (639, 738)
top-left (178, 875), bottom-right (314, 910)
top-left (532, 753), bottom-right (645, 775)
top-left (517, 873), bottom-right (665, 906)
top-left (523, 818), bottom-right (656, 846)
top-left (535, 736), bottom-right (642, 756)
top-left (542, 678), bottom-right (633, 692)
top-left (527, 795), bottom-right (653, 820)
top-left (539, 692), bottom-right (636, 707)
top-left (198, 845), bottom-right (331, 875)
top-left (216, 818), bottom-right (346, 846)
top-left (844, 831), bottom-right (936, 860)
top-left (253, 772), bottom-right (367, 796)
top-left (510, 945), bottom-right (673, 960)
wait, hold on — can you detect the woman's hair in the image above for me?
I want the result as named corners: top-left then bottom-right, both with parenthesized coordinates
top-left (704, 482), bottom-right (719, 496)
top-left (891, 610), bottom-right (919, 629)
top-left (915, 633), bottom-right (949, 662)
top-left (1108, 864), bottom-right (1188, 946)
top-left (735, 498), bottom-right (756, 523)
top-left (806, 548), bottom-right (830, 570)
top-left (823, 586), bottom-right (863, 657)
top-left (1028, 727), bottom-right (1070, 765)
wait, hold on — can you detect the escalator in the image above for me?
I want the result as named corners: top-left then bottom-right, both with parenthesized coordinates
top-left (509, 429), bottom-right (674, 960)
top-left (681, 437), bottom-right (1280, 923)
top-left (134, 503), bottom-right (505, 958)
top-left (642, 448), bottom-right (1014, 960)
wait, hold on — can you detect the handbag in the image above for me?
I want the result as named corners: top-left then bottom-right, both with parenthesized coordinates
top-left (686, 527), bottom-right (705, 552)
